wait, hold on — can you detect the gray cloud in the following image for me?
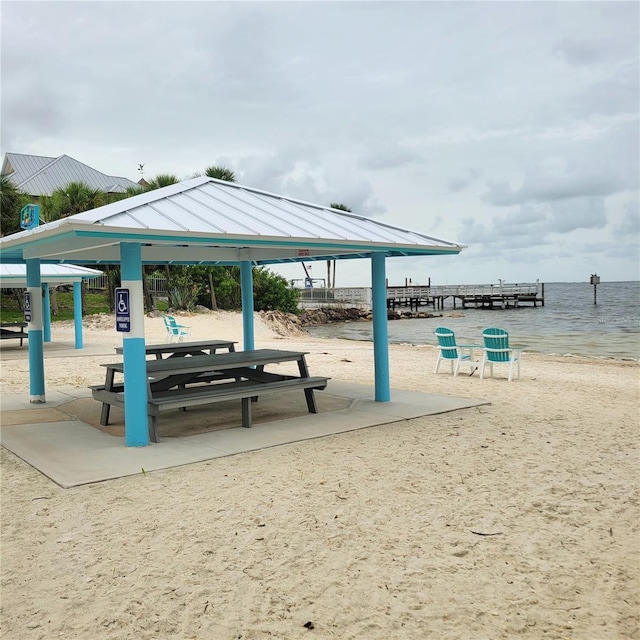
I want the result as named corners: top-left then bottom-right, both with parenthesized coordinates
top-left (548, 197), bottom-right (607, 233)
top-left (613, 199), bottom-right (640, 238)
top-left (483, 121), bottom-right (639, 208)
top-left (359, 145), bottom-right (424, 171)
top-left (231, 149), bottom-right (386, 219)
top-left (447, 169), bottom-right (481, 194)
top-left (554, 36), bottom-right (633, 67)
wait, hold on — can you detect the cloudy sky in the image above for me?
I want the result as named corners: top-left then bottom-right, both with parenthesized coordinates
top-left (2, 1), bottom-right (638, 286)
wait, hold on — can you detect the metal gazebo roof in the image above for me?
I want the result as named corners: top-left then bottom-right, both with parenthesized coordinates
top-left (0, 176), bottom-right (465, 265)
top-left (0, 263), bottom-right (101, 287)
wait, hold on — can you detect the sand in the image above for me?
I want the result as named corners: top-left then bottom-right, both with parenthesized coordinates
top-left (1, 310), bottom-right (639, 639)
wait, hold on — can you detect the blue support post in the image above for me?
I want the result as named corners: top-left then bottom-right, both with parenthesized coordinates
top-left (42, 284), bottom-right (51, 343)
top-left (73, 281), bottom-right (83, 349)
top-left (371, 253), bottom-right (390, 402)
top-left (120, 243), bottom-right (149, 446)
top-left (240, 260), bottom-right (255, 351)
top-left (26, 259), bottom-right (45, 403)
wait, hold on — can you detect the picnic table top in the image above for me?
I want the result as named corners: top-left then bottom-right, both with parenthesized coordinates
top-left (115, 339), bottom-right (236, 355)
top-left (101, 348), bottom-right (309, 375)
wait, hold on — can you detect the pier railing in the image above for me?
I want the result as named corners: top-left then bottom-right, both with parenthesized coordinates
top-left (427, 283), bottom-right (539, 297)
top-left (298, 282), bottom-right (542, 310)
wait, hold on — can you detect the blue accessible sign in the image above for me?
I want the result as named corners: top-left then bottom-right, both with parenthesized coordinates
top-left (24, 292), bottom-right (32, 323)
top-left (115, 288), bottom-right (131, 332)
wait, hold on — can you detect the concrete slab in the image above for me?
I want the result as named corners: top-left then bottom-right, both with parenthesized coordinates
top-left (0, 381), bottom-right (490, 488)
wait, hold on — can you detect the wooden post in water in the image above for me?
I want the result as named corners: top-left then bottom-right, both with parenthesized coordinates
top-left (590, 273), bottom-right (600, 305)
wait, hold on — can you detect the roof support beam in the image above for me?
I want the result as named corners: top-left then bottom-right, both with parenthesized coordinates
top-left (120, 243), bottom-right (149, 447)
top-left (26, 259), bottom-right (45, 403)
top-left (371, 252), bottom-right (390, 402)
top-left (241, 261), bottom-right (255, 351)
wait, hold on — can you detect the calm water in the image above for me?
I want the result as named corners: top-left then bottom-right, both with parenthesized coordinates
top-left (307, 281), bottom-right (640, 360)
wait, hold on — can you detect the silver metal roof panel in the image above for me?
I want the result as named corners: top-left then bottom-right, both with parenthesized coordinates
top-left (0, 177), bottom-right (465, 265)
top-left (0, 263), bottom-right (101, 287)
top-left (2, 153), bottom-right (138, 196)
top-left (1, 153), bottom-right (56, 185)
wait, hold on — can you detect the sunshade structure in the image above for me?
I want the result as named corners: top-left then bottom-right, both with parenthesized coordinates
top-left (0, 263), bottom-right (102, 348)
top-left (0, 176), bottom-right (465, 446)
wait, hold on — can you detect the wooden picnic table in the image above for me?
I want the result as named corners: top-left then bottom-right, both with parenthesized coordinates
top-left (91, 348), bottom-right (329, 442)
top-left (0, 322), bottom-right (28, 346)
top-left (115, 339), bottom-right (236, 359)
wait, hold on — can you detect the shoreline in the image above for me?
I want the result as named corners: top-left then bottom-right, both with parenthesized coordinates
top-left (308, 332), bottom-right (640, 363)
top-left (298, 311), bottom-right (640, 362)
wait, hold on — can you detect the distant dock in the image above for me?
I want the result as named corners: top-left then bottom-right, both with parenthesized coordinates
top-left (387, 282), bottom-right (545, 310)
top-left (298, 282), bottom-right (545, 311)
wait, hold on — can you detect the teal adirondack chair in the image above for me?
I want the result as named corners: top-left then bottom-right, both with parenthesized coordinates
top-left (480, 327), bottom-right (522, 381)
top-left (434, 327), bottom-right (480, 377)
top-left (162, 314), bottom-right (190, 343)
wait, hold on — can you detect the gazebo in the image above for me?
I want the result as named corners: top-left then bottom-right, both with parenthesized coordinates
top-left (0, 263), bottom-right (102, 348)
top-left (0, 176), bottom-right (465, 446)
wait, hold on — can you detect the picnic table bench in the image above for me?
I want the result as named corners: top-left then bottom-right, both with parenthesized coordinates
top-left (115, 338), bottom-right (236, 359)
top-left (91, 348), bottom-right (329, 443)
top-left (0, 322), bottom-right (28, 346)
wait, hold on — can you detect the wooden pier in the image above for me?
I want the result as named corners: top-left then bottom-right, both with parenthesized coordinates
top-left (296, 282), bottom-right (544, 311)
top-left (386, 283), bottom-right (544, 310)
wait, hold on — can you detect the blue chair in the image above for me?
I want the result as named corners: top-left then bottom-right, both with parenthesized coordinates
top-left (434, 327), bottom-right (480, 377)
top-left (162, 314), bottom-right (190, 343)
top-left (480, 327), bottom-right (522, 381)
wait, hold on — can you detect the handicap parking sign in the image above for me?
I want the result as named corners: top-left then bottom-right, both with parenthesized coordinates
top-left (24, 292), bottom-right (32, 323)
top-left (115, 288), bottom-right (131, 332)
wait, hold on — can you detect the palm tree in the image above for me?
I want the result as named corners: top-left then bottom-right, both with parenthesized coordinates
top-left (144, 174), bottom-right (180, 191)
top-left (204, 165), bottom-right (236, 182)
top-left (40, 181), bottom-right (105, 222)
top-left (0, 176), bottom-right (29, 236)
top-left (327, 203), bottom-right (352, 288)
top-left (123, 184), bottom-right (146, 197)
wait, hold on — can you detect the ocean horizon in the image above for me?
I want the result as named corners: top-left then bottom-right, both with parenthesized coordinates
top-left (306, 281), bottom-right (640, 361)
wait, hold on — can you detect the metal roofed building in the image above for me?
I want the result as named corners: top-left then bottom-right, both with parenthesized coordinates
top-left (1, 152), bottom-right (139, 197)
top-left (0, 264), bottom-right (102, 348)
top-left (0, 263), bottom-right (101, 286)
top-left (0, 176), bottom-right (466, 446)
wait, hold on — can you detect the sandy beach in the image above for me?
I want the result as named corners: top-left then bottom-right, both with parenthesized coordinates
top-left (1, 310), bottom-right (638, 639)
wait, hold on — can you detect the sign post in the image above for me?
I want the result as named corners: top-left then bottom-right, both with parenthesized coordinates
top-left (590, 274), bottom-right (600, 305)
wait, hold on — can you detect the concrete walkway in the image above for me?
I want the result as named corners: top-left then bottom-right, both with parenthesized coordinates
top-left (0, 381), bottom-right (489, 488)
